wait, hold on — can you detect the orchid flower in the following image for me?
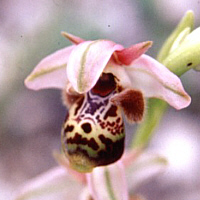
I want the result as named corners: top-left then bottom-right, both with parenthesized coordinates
top-left (15, 150), bottom-right (168, 200)
top-left (24, 32), bottom-right (191, 173)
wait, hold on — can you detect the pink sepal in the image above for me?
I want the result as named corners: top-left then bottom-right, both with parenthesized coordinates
top-left (115, 41), bottom-right (152, 65)
top-left (25, 46), bottom-right (75, 90)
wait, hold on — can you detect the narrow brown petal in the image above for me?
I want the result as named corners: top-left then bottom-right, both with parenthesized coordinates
top-left (111, 89), bottom-right (145, 123)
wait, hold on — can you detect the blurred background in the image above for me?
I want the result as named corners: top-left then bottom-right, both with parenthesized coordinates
top-left (0, 0), bottom-right (200, 199)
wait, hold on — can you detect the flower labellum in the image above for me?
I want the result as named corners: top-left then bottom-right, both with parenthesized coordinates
top-left (25, 32), bottom-right (191, 173)
top-left (62, 73), bottom-right (145, 172)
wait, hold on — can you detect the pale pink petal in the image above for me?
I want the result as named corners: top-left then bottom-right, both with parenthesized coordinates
top-left (61, 32), bottom-right (85, 44)
top-left (121, 149), bottom-right (142, 167)
top-left (79, 188), bottom-right (93, 200)
top-left (114, 41), bottom-right (152, 65)
top-left (25, 46), bottom-right (75, 90)
top-left (67, 40), bottom-right (124, 93)
top-left (86, 161), bottom-right (128, 200)
top-left (14, 166), bottom-right (84, 200)
top-left (124, 55), bottom-right (191, 109)
top-left (125, 152), bottom-right (168, 191)
top-left (86, 174), bottom-right (99, 200)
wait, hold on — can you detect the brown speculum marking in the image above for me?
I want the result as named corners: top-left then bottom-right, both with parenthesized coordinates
top-left (67, 133), bottom-right (99, 151)
top-left (74, 97), bottom-right (84, 116)
top-left (103, 105), bottom-right (118, 120)
top-left (81, 123), bottom-right (92, 133)
top-left (61, 73), bottom-right (144, 173)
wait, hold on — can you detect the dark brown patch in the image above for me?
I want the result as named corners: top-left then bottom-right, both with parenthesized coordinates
top-left (117, 85), bottom-right (123, 93)
top-left (74, 97), bottom-right (84, 116)
top-left (81, 123), bottom-right (92, 134)
top-left (67, 133), bottom-right (99, 151)
top-left (107, 121), bottom-right (124, 135)
top-left (187, 62), bottom-right (192, 67)
top-left (99, 134), bottom-right (113, 149)
top-left (66, 134), bottom-right (125, 168)
top-left (116, 117), bottom-right (121, 123)
top-left (100, 121), bottom-right (106, 129)
top-left (103, 105), bottom-right (118, 120)
top-left (88, 138), bottom-right (99, 150)
top-left (106, 121), bottom-right (115, 127)
top-left (98, 134), bottom-right (125, 165)
top-left (64, 125), bottom-right (74, 133)
top-left (91, 73), bottom-right (116, 97)
top-left (111, 89), bottom-right (145, 123)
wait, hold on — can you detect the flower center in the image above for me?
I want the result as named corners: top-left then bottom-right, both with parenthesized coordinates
top-left (61, 73), bottom-right (125, 172)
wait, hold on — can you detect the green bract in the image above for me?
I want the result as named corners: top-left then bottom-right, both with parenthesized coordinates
top-left (157, 10), bottom-right (194, 63)
top-left (163, 27), bottom-right (200, 75)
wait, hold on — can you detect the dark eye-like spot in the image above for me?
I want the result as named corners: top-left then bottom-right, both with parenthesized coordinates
top-left (65, 125), bottom-right (74, 133)
top-left (187, 62), bottom-right (192, 67)
top-left (81, 123), bottom-right (92, 134)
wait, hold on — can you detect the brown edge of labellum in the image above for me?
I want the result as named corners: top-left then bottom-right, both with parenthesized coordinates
top-left (91, 73), bottom-right (118, 97)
